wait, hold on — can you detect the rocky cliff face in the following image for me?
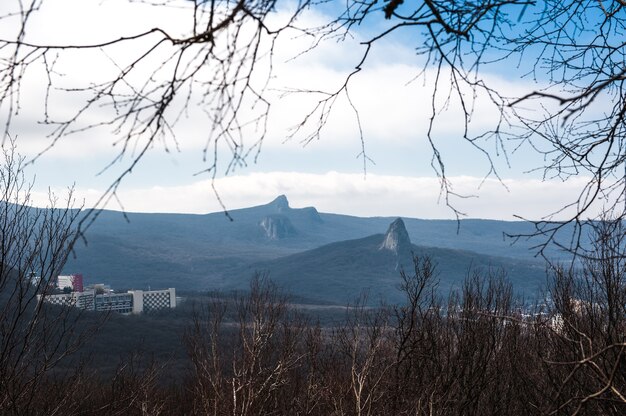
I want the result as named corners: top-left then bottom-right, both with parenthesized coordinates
top-left (259, 214), bottom-right (297, 240)
top-left (380, 218), bottom-right (413, 270)
top-left (379, 218), bottom-right (412, 255)
top-left (267, 194), bottom-right (322, 224)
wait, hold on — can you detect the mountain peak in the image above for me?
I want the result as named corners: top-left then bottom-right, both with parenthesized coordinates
top-left (379, 218), bottom-right (411, 254)
top-left (269, 195), bottom-right (290, 212)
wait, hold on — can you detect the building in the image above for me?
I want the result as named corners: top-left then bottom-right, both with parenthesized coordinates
top-left (56, 274), bottom-right (84, 292)
top-left (128, 288), bottom-right (177, 313)
top-left (94, 292), bottom-right (134, 314)
top-left (40, 287), bottom-right (176, 315)
top-left (86, 283), bottom-right (112, 294)
top-left (43, 289), bottom-right (95, 310)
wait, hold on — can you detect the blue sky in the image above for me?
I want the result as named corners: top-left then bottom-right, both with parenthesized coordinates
top-left (0, 0), bottom-right (603, 220)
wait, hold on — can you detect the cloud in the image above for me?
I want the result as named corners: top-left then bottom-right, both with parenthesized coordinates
top-left (2, 0), bottom-right (543, 167)
top-left (29, 171), bottom-right (598, 221)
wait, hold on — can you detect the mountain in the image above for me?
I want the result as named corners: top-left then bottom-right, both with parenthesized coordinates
top-left (228, 217), bottom-right (547, 304)
top-left (379, 218), bottom-right (412, 255)
top-left (64, 195), bottom-right (558, 295)
top-left (66, 195), bottom-right (324, 289)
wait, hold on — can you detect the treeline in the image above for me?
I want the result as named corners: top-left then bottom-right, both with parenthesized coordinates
top-left (4, 252), bottom-right (625, 415)
top-left (179, 246), bottom-right (625, 416)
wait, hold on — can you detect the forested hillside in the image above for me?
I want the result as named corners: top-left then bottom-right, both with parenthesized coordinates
top-left (65, 196), bottom-right (552, 300)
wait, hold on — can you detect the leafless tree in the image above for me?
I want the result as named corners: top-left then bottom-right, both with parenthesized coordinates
top-left (186, 293), bottom-right (228, 415)
top-left (388, 255), bottom-right (441, 414)
top-left (330, 294), bottom-right (393, 416)
top-left (542, 220), bottom-right (626, 415)
top-left (82, 353), bottom-right (169, 416)
top-left (170, 252), bottom-right (626, 415)
top-left (186, 274), bottom-right (308, 415)
top-left (0, 140), bottom-right (96, 415)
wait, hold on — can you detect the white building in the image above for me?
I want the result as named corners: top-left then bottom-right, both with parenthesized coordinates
top-left (128, 288), bottom-right (177, 313)
top-left (42, 289), bottom-right (95, 310)
top-left (56, 274), bottom-right (84, 292)
top-left (41, 288), bottom-right (176, 314)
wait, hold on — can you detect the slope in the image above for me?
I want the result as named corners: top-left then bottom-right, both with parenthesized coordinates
top-left (64, 195), bottom-right (557, 291)
top-left (228, 219), bottom-right (547, 304)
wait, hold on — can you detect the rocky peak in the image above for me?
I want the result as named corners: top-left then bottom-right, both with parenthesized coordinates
top-left (379, 218), bottom-right (411, 254)
top-left (270, 195), bottom-right (290, 213)
top-left (259, 214), bottom-right (297, 240)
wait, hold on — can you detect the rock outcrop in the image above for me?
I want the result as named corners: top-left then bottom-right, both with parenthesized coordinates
top-left (380, 218), bottom-right (413, 270)
top-left (259, 214), bottom-right (297, 240)
top-left (379, 217), bottom-right (412, 255)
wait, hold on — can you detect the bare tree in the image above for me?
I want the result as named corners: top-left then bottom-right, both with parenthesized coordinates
top-left (542, 220), bottom-right (626, 415)
top-left (0, 140), bottom-right (95, 415)
top-left (331, 295), bottom-right (392, 416)
top-left (105, 250), bottom-right (626, 415)
top-left (186, 293), bottom-right (229, 415)
top-left (186, 274), bottom-right (308, 416)
top-left (82, 353), bottom-right (169, 416)
top-left (389, 255), bottom-right (441, 414)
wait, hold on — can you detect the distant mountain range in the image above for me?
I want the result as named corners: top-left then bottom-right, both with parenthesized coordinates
top-left (64, 195), bottom-right (560, 304)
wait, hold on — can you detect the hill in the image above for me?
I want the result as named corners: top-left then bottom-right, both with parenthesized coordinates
top-left (228, 218), bottom-right (547, 304)
top-left (64, 195), bottom-right (555, 296)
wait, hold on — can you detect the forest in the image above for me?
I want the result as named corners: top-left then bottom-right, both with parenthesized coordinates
top-left (2, 230), bottom-right (625, 415)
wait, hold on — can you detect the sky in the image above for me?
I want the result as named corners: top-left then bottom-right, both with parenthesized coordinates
top-left (0, 0), bottom-right (602, 220)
